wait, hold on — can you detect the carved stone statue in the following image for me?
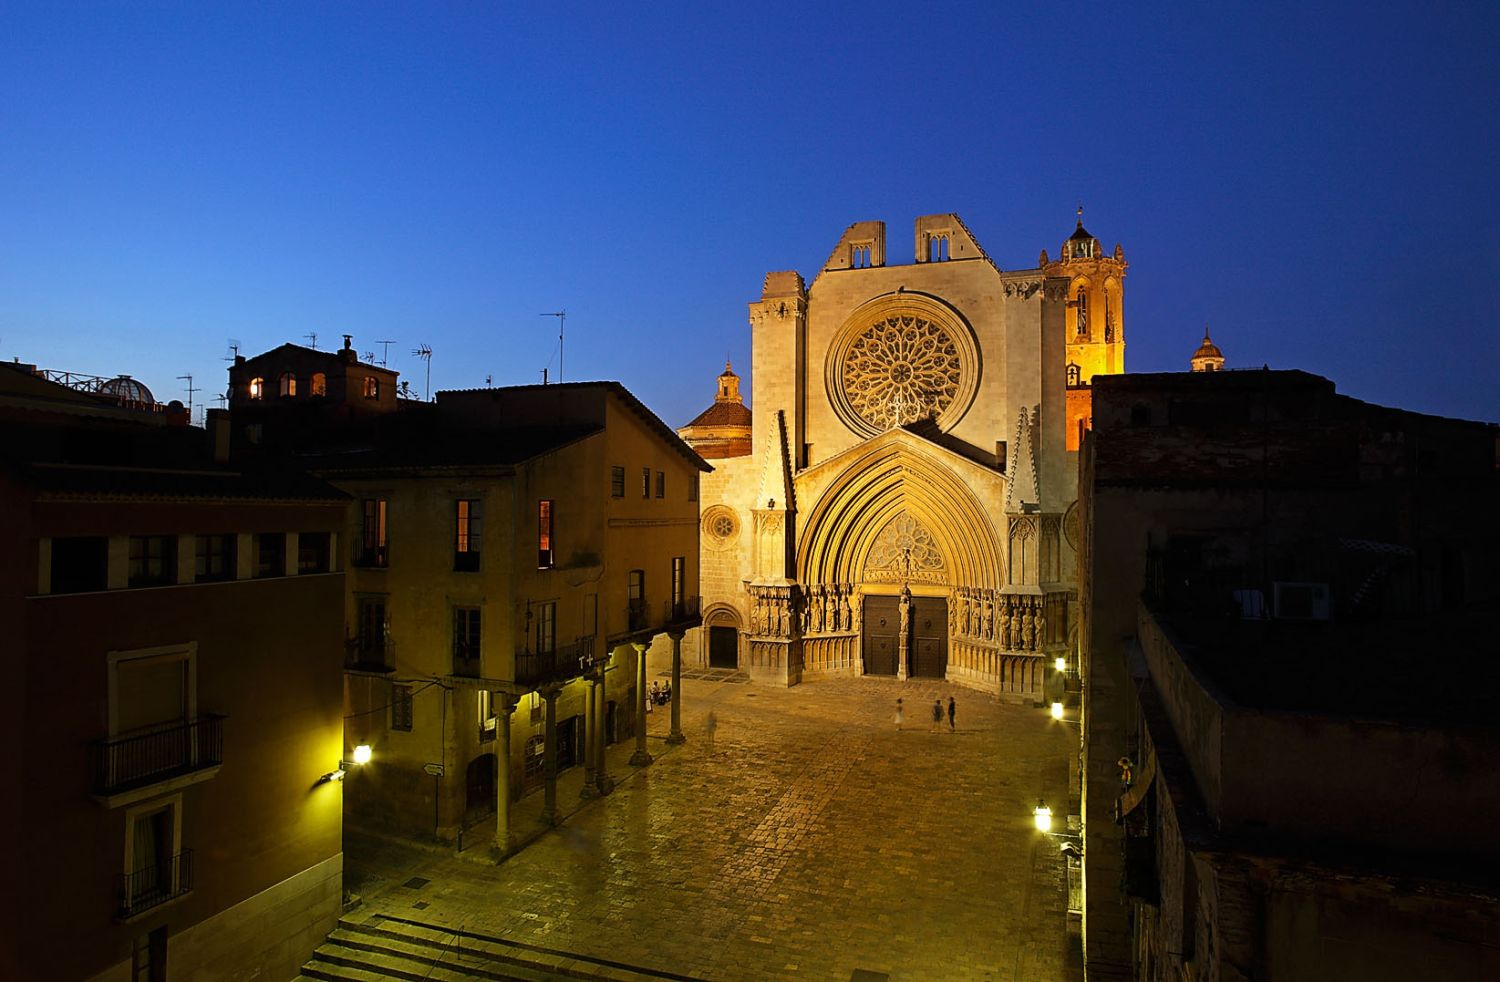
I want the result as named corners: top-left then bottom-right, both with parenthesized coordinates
top-left (999, 599), bottom-right (1012, 648)
top-left (983, 593), bottom-right (995, 640)
top-left (848, 589), bottom-right (859, 634)
top-left (1021, 606), bottom-right (1035, 651)
top-left (750, 596), bottom-right (763, 636)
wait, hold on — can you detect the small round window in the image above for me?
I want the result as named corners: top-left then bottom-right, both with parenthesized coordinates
top-left (702, 506), bottom-right (739, 547)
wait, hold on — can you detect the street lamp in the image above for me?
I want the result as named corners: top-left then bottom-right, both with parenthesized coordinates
top-left (1054, 656), bottom-right (1067, 673)
top-left (320, 744), bottom-right (373, 784)
top-left (1033, 800), bottom-right (1053, 833)
top-left (1050, 701), bottom-right (1065, 720)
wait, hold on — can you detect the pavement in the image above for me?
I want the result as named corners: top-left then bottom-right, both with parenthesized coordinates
top-left (344, 673), bottom-right (1082, 982)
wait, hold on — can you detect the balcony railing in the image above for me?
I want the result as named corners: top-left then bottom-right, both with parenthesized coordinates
top-left (345, 636), bottom-right (395, 672)
top-left (91, 716), bottom-right (225, 796)
top-left (664, 595), bottom-right (701, 626)
top-left (515, 637), bottom-right (596, 688)
top-left (625, 596), bottom-right (701, 635)
top-left (118, 849), bottom-right (193, 919)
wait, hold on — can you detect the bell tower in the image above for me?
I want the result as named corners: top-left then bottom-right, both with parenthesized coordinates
top-left (1046, 206), bottom-right (1127, 384)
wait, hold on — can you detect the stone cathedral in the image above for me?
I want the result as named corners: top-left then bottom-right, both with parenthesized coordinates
top-left (679, 212), bottom-right (1126, 694)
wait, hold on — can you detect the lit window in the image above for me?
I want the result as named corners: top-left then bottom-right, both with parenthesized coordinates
top-left (672, 556), bottom-right (685, 617)
top-left (1066, 364), bottom-right (1081, 387)
top-left (538, 499), bottom-right (555, 569)
top-left (278, 372), bottom-right (297, 397)
top-left (362, 377), bottom-right (379, 399)
top-left (309, 372), bottom-right (327, 397)
top-left (358, 499), bottom-right (388, 567)
top-left (610, 465), bottom-right (625, 498)
top-left (455, 499), bottom-right (482, 571)
top-left (478, 690), bottom-right (496, 740)
top-left (248, 377), bottom-right (264, 400)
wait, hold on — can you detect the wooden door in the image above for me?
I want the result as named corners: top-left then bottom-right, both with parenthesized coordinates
top-left (862, 595), bottom-right (900, 675)
top-left (910, 597), bottom-right (948, 678)
top-left (709, 625), bottom-right (738, 668)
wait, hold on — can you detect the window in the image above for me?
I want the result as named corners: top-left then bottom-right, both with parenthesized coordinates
top-left (537, 499), bottom-right (554, 569)
top-left (453, 607), bottom-right (481, 673)
top-left (123, 798), bottom-right (185, 920)
top-left (50, 536), bottom-right (107, 593)
top-left (654, 471), bottom-right (664, 499)
top-left (641, 467), bottom-right (651, 498)
top-left (278, 372), bottom-right (296, 397)
top-left (689, 474), bottom-right (698, 502)
top-left (194, 534), bottom-right (235, 583)
top-left (1076, 287), bottom-right (1089, 336)
top-left (672, 556), bottom-right (686, 618)
top-left (390, 683), bottom-right (413, 731)
top-left (357, 499), bottom-right (388, 567)
top-left (455, 499), bottom-right (482, 571)
top-left (357, 597), bottom-right (387, 660)
top-left (309, 372), bottom-right (327, 397)
top-left (478, 690), bottom-right (497, 741)
top-left (254, 533), bottom-right (284, 578)
top-left (248, 377), bottom-right (264, 400)
top-left (298, 532), bottom-right (330, 573)
top-left (610, 465), bottom-right (625, 498)
top-left (128, 536), bottom-right (176, 588)
top-left (362, 377), bottom-right (379, 399)
top-left (628, 569), bottom-right (645, 628)
top-left (536, 601), bottom-right (556, 655)
top-left (1066, 364), bottom-right (1081, 387)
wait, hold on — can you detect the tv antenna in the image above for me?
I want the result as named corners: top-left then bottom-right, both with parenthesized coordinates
top-left (223, 339), bottom-right (241, 361)
top-left (304, 332), bottom-right (318, 350)
top-left (176, 374), bottom-right (198, 417)
top-left (376, 340), bottom-right (396, 367)
top-left (540, 310), bottom-right (565, 382)
top-left (412, 344), bottom-right (433, 401)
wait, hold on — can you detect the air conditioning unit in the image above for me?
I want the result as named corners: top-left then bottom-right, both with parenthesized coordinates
top-left (1273, 582), bottom-right (1330, 621)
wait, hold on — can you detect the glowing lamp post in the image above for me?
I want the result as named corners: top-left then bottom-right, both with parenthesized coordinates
top-left (1033, 800), bottom-right (1053, 833)
top-left (1050, 701), bottom-right (1065, 720)
top-left (320, 745), bottom-right (373, 784)
top-left (1054, 656), bottom-right (1067, 673)
top-left (351, 744), bottom-right (373, 765)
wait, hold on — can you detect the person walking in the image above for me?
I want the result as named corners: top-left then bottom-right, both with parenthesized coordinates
top-left (930, 698), bottom-right (943, 733)
top-left (894, 698), bottom-right (904, 731)
top-left (947, 695), bottom-right (956, 732)
top-left (705, 710), bottom-right (718, 752)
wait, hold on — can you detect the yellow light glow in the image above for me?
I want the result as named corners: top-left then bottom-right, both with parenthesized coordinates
top-left (351, 744), bottom-right (372, 765)
top-left (1033, 801), bottom-right (1053, 833)
top-left (1055, 657), bottom-right (1067, 673)
top-left (1050, 702), bottom-right (1064, 720)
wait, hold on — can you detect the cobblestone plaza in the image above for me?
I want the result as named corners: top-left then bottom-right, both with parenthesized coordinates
top-left (345, 675), bottom-right (1080, 981)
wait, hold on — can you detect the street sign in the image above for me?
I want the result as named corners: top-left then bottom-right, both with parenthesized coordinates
top-left (422, 763), bottom-right (444, 777)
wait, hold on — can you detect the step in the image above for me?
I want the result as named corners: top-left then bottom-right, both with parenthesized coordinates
top-left (324, 927), bottom-right (558, 982)
top-left (309, 942), bottom-right (488, 982)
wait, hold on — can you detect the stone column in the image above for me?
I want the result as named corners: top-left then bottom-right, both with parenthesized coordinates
top-left (540, 686), bottom-right (559, 826)
top-left (580, 675), bottom-right (598, 799)
top-left (629, 641), bottom-right (653, 766)
top-left (666, 632), bottom-right (686, 745)
top-left (491, 693), bottom-right (516, 860)
top-left (595, 654), bottom-right (612, 795)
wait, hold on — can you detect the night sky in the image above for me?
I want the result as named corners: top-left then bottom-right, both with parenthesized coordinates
top-left (3, 2), bottom-right (1496, 427)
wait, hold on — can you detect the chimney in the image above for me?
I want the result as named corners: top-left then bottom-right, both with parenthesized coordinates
top-left (207, 408), bottom-right (231, 463)
top-left (164, 400), bottom-right (190, 427)
top-left (340, 334), bottom-right (357, 364)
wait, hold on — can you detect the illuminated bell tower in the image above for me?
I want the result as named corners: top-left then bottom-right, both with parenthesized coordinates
top-left (1046, 206), bottom-right (1127, 384)
top-left (1045, 207), bottom-right (1127, 451)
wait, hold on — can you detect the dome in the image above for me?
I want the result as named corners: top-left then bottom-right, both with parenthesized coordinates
top-left (1192, 336), bottom-right (1223, 360)
top-left (1063, 207), bottom-right (1099, 260)
top-left (1190, 328), bottom-right (1226, 372)
top-left (98, 375), bottom-right (155, 405)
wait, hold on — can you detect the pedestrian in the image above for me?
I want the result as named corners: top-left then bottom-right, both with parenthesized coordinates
top-left (930, 698), bottom-right (943, 732)
top-left (894, 697), bottom-right (904, 731)
top-left (705, 710), bottom-right (718, 752)
top-left (947, 696), bottom-right (956, 732)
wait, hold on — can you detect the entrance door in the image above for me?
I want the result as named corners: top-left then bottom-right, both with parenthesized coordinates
top-left (558, 716), bottom-right (581, 770)
top-left (465, 754), bottom-right (495, 822)
top-left (709, 625), bottom-right (739, 668)
top-left (909, 597), bottom-right (948, 678)
top-left (862, 595), bottom-right (900, 675)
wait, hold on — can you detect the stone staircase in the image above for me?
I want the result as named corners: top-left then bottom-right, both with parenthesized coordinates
top-left (297, 914), bottom-right (703, 982)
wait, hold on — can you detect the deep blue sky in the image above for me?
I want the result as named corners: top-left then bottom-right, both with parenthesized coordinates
top-left (3, 2), bottom-right (1496, 427)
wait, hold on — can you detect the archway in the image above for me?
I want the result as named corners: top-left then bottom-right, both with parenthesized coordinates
top-left (703, 603), bottom-right (741, 669)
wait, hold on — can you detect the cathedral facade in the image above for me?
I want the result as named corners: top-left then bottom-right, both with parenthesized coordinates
top-left (680, 213), bottom-right (1125, 694)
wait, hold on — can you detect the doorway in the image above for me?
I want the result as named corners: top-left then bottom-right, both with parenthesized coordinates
top-left (464, 754), bottom-right (495, 823)
top-left (909, 597), bottom-right (948, 678)
top-left (709, 625), bottom-right (738, 668)
top-left (862, 595), bottom-right (900, 675)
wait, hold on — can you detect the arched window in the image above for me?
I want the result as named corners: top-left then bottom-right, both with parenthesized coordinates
top-left (362, 377), bottom-right (379, 399)
top-left (309, 372), bottom-right (327, 397)
top-left (1076, 288), bottom-right (1089, 336)
top-left (278, 372), bottom-right (296, 397)
top-left (1066, 364), bottom-right (1081, 387)
top-left (248, 377), bottom-right (264, 400)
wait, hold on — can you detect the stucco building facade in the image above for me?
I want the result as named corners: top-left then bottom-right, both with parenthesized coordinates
top-left (680, 213), bottom-right (1126, 695)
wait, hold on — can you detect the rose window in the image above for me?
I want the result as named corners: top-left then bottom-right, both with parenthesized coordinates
top-left (843, 316), bottom-right (961, 431)
top-left (702, 506), bottom-right (739, 547)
